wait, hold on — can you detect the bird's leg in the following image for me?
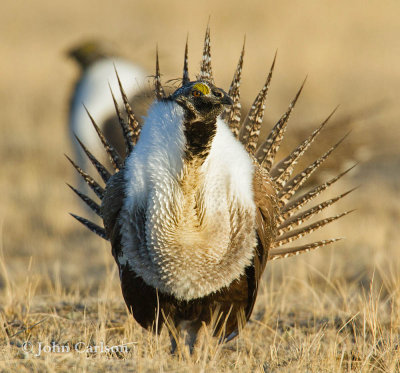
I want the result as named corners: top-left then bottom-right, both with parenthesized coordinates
top-left (169, 320), bottom-right (203, 355)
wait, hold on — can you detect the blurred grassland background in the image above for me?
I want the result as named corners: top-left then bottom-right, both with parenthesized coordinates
top-left (0, 0), bottom-right (399, 371)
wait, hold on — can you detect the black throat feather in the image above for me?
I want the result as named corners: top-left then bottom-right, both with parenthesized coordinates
top-left (183, 116), bottom-right (217, 162)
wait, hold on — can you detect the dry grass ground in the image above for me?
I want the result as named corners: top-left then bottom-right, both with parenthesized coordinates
top-left (0, 1), bottom-right (400, 371)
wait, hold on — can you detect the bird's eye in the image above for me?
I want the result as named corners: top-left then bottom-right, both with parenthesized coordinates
top-left (213, 90), bottom-right (223, 98)
top-left (192, 90), bottom-right (203, 97)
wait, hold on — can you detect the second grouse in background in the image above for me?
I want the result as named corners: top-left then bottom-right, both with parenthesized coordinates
top-left (67, 40), bottom-right (151, 176)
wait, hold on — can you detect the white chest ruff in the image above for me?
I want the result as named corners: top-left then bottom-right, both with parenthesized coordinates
top-left (120, 101), bottom-right (257, 300)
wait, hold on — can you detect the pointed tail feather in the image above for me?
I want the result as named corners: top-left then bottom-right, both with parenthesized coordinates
top-left (84, 105), bottom-right (123, 171)
top-left (221, 38), bottom-right (245, 137)
top-left (277, 188), bottom-right (357, 236)
top-left (278, 132), bottom-right (350, 206)
top-left (74, 135), bottom-right (111, 183)
top-left (70, 213), bottom-right (107, 240)
top-left (114, 69), bottom-right (142, 150)
top-left (67, 183), bottom-right (101, 216)
top-left (239, 53), bottom-right (276, 152)
top-left (155, 47), bottom-right (165, 99)
top-left (65, 155), bottom-right (105, 199)
top-left (255, 79), bottom-right (305, 170)
top-left (182, 36), bottom-right (190, 85)
top-left (279, 164), bottom-right (357, 222)
top-left (268, 238), bottom-right (343, 261)
top-left (109, 86), bottom-right (133, 155)
top-left (198, 25), bottom-right (214, 83)
top-left (270, 108), bottom-right (337, 190)
top-left (273, 210), bottom-right (354, 247)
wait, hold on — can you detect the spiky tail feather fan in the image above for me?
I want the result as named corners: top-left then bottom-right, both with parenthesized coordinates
top-left (68, 29), bottom-right (355, 262)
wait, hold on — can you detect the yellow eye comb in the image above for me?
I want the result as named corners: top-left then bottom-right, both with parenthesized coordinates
top-left (192, 83), bottom-right (210, 95)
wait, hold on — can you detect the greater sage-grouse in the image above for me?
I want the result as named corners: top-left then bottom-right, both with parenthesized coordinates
top-left (67, 28), bottom-right (355, 352)
top-left (67, 40), bottom-right (150, 174)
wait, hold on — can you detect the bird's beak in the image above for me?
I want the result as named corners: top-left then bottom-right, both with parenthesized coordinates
top-left (221, 92), bottom-right (233, 106)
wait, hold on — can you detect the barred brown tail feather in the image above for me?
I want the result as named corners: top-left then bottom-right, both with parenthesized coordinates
top-left (182, 36), bottom-right (190, 86)
top-left (84, 105), bottom-right (123, 171)
top-left (155, 47), bottom-right (165, 100)
top-left (239, 52), bottom-right (276, 150)
top-left (277, 188), bottom-right (357, 236)
top-left (198, 25), bottom-right (214, 83)
top-left (273, 210), bottom-right (355, 247)
top-left (269, 107), bottom-right (338, 189)
top-left (255, 77), bottom-right (306, 170)
top-left (279, 164), bottom-right (357, 222)
top-left (67, 183), bottom-right (101, 216)
top-left (74, 135), bottom-right (111, 183)
top-left (65, 154), bottom-right (105, 199)
top-left (221, 37), bottom-right (245, 137)
top-left (269, 238), bottom-right (344, 261)
top-left (69, 213), bottom-right (107, 240)
top-left (277, 132), bottom-right (351, 206)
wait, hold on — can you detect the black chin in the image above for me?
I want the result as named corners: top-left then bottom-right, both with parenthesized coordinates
top-left (194, 100), bottom-right (223, 120)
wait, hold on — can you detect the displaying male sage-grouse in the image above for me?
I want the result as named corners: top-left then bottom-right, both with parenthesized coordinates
top-left (67, 27), bottom-right (355, 352)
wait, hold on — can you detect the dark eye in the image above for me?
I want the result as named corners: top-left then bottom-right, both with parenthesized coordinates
top-left (213, 90), bottom-right (223, 98)
top-left (192, 90), bottom-right (202, 97)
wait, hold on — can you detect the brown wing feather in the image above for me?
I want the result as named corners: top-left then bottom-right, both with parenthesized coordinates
top-left (242, 164), bottom-right (278, 321)
top-left (253, 164), bottom-right (279, 269)
top-left (101, 171), bottom-right (125, 239)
